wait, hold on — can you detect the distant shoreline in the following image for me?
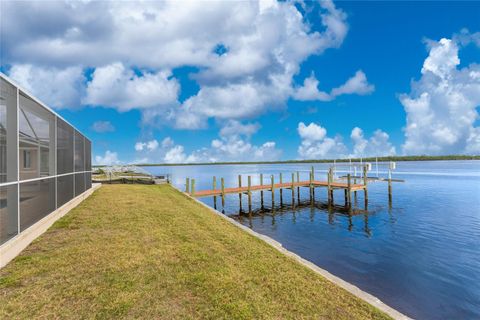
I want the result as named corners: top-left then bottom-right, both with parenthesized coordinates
top-left (95, 155), bottom-right (480, 167)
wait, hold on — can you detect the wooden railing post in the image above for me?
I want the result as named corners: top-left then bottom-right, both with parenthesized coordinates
top-left (363, 165), bottom-right (368, 201)
top-left (271, 174), bottom-right (275, 207)
top-left (291, 173), bottom-right (295, 207)
top-left (221, 178), bottom-right (225, 207)
top-left (279, 172), bottom-right (283, 205)
top-left (260, 173), bottom-right (264, 207)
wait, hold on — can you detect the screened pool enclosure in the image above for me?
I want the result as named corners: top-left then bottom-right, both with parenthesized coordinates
top-left (0, 73), bottom-right (92, 245)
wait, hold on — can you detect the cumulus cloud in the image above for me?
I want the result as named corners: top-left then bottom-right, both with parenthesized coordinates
top-left (134, 121), bottom-right (281, 163)
top-left (293, 70), bottom-right (374, 101)
top-left (94, 150), bottom-right (121, 165)
top-left (297, 122), bottom-right (347, 159)
top-left (91, 120), bottom-right (115, 133)
top-left (400, 36), bottom-right (480, 155)
top-left (134, 139), bottom-right (159, 152)
top-left (297, 123), bottom-right (395, 159)
top-left (8, 64), bottom-right (85, 108)
top-left (3, 0), bottom-right (354, 127)
top-left (350, 127), bottom-right (396, 157)
top-left (84, 63), bottom-right (179, 112)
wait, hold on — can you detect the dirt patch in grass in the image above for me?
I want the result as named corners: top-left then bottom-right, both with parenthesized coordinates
top-left (0, 184), bottom-right (391, 319)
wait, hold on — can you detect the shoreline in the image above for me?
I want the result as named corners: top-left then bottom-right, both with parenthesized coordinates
top-left (94, 155), bottom-right (480, 167)
top-left (182, 186), bottom-right (411, 320)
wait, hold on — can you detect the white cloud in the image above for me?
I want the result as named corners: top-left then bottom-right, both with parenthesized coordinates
top-left (219, 120), bottom-right (260, 139)
top-left (298, 122), bottom-right (327, 141)
top-left (161, 137), bottom-right (174, 148)
top-left (8, 64), bottom-right (85, 109)
top-left (91, 120), bottom-right (115, 133)
top-left (134, 139), bottom-right (159, 152)
top-left (350, 127), bottom-right (396, 157)
top-left (3, 1), bottom-right (351, 128)
top-left (293, 70), bottom-right (374, 101)
top-left (94, 150), bottom-right (121, 165)
top-left (400, 36), bottom-right (480, 155)
top-left (297, 122), bottom-right (347, 159)
top-left (84, 62), bottom-right (179, 112)
top-left (330, 70), bottom-right (375, 97)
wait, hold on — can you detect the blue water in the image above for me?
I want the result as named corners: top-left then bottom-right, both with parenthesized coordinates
top-left (145, 161), bottom-right (480, 319)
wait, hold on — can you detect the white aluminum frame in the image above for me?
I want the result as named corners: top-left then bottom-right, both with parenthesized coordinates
top-left (0, 72), bottom-right (93, 245)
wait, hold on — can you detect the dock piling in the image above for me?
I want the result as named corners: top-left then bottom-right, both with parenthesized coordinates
top-left (291, 173), bottom-right (295, 207)
top-left (260, 173), bottom-right (264, 208)
top-left (363, 165), bottom-right (369, 202)
top-left (186, 177), bottom-right (190, 193)
top-left (213, 176), bottom-right (217, 209)
top-left (279, 173), bottom-right (283, 206)
top-left (347, 174), bottom-right (352, 207)
top-left (271, 175), bottom-right (275, 208)
top-left (248, 175), bottom-right (252, 213)
top-left (221, 178), bottom-right (225, 208)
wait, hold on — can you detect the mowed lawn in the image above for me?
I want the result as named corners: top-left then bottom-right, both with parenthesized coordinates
top-left (0, 184), bottom-right (390, 319)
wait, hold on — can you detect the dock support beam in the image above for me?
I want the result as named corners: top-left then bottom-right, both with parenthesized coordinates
top-left (221, 178), bottom-right (225, 208)
top-left (279, 173), bottom-right (283, 206)
top-left (347, 174), bottom-right (352, 207)
top-left (309, 172), bottom-right (313, 204)
top-left (296, 171), bottom-right (300, 203)
top-left (271, 175), bottom-right (275, 209)
top-left (311, 166), bottom-right (315, 198)
top-left (248, 175), bottom-right (252, 213)
top-left (186, 178), bottom-right (190, 193)
top-left (363, 166), bottom-right (368, 202)
top-left (213, 176), bottom-right (217, 209)
top-left (291, 173), bottom-right (295, 208)
top-left (238, 175), bottom-right (242, 213)
top-left (260, 173), bottom-right (264, 208)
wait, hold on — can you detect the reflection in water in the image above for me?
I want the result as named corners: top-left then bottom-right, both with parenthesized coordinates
top-left (229, 194), bottom-right (376, 237)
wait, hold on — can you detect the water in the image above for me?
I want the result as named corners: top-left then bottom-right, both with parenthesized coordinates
top-left (145, 161), bottom-right (480, 319)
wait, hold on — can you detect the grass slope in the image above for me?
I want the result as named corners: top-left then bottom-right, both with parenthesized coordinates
top-left (0, 185), bottom-right (390, 319)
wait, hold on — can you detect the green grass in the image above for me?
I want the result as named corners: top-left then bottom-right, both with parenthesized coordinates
top-left (0, 184), bottom-right (391, 319)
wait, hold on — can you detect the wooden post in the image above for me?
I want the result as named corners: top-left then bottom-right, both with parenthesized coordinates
top-left (279, 173), bottom-right (283, 206)
top-left (260, 173), bottom-right (264, 208)
top-left (388, 169), bottom-right (392, 204)
top-left (363, 165), bottom-right (368, 201)
top-left (347, 174), bottom-right (352, 207)
top-left (186, 177), bottom-right (190, 193)
top-left (221, 178), bottom-right (225, 207)
top-left (238, 175), bottom-right (243, 212)
top-left (248, 175), bottom-right (252, 213)
top-left (191, 179), bottom-right (195, 196)
top-left (327, 168), bottom-right (332, 202)
top-left (213, 176), bottom-right (217, 209)
top-left (311, 166), bottom-right (315, 198)
top-left (309, 172), bottom-right (313, 203)
top-left (296, 171), bottom-right (300, 201)
top-left (291, 173), bottom-right (295, 207)
top-left (271, 175), bottom-right (275, 207)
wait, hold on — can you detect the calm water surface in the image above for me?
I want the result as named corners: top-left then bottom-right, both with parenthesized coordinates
top-left (145, 161), bottom-right (480, 319)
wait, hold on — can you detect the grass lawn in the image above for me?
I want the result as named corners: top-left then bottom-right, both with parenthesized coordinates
top-left (0, 184), bottom-right (391, 319)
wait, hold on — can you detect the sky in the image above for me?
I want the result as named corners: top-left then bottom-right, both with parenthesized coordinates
top-left (1, 0), bottom-right (479, 164)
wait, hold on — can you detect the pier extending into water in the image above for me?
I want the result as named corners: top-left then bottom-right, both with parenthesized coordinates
top-left (185, 163), bottom-right (403, 210)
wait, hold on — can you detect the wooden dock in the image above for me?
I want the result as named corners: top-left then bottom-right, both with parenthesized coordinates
top-left (193, 180), bottom-right (366, 198)
top-left (183, 165), bottom-right (383, 210)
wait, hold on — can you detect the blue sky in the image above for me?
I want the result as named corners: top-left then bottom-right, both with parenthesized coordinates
top-left (1, 1), bottom-right (479, 164)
